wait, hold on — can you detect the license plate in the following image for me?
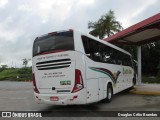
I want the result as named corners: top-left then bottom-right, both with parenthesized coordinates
top-left (50, 96), bottom-right (59, 101)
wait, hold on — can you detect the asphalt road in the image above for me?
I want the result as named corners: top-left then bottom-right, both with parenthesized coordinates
top-left (0, 81), bottom-right (160, 119)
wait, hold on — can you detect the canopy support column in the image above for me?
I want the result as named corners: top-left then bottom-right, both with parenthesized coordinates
top-left (137, 46), bottom-right (142, 85)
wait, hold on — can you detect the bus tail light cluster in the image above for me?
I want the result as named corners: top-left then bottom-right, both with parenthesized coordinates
top-left (32, 73), bottom-right (40, 94)
top-left (72, 69), bottom-right (84, 93)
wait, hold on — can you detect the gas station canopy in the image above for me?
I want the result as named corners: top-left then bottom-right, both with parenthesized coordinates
top-left (103, 13), bottom-right (160, 46)
top-left (103, 13), bottom-right (160, 84)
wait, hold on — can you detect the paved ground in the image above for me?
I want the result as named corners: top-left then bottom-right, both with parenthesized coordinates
top-left (0, 81), bottom-right (160, 119)
top-left (130, 84), bottom-right (160, 95)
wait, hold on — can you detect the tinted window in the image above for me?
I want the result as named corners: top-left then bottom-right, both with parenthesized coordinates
top-left (33, 31), bottom-right (74, 56)
top-left (81, 36), bottom-right (101, 62)
top-left (82, 35), bottom-right (133, 67)
top-left (122, 55), bottom-right (132, 67)
top-left (98, 43), bottom-right (116, 64)
top-left (81, 36), bottom-right (91, 58)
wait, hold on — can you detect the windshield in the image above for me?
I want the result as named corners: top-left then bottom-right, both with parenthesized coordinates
top-left (33, 31), bottom-right (74, 56)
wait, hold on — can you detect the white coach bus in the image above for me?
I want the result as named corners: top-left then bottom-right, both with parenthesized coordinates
top-left (32, 29), bottom-right (135, 105)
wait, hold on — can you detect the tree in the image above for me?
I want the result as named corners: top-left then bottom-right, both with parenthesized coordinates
top-left (88, 10), bottom-right (123, 39)
top-left (157, 64), bottom-right (160, 78)
top-left (22, 59), bottom-right (31, 67)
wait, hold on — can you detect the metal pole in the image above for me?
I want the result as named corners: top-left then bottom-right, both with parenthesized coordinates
top-left (137, 46), bottom-right (142, 85)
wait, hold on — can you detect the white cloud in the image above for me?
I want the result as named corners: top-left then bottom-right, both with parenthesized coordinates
top-left (78, 0), bottom-right (95, 5)
top-left (29, 0), bottom-right (73, 21)
top-left (131, 0), bottom-right (157, 18)
top-left (116, 0), bottom-right (158, 28)
top-left (0, 0), bottom-right (8, 8)
top-left (41, 19), bottom-right (47, 23)
top-left (21, 0), bottom-right (95, 23)
top-left (18, 4), bottom-right (31, 12)
top-left (0, 23), bottom-right (24, 42)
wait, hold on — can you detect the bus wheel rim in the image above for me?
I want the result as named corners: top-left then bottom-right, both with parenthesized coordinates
top-left (108, 88), bottom-right (112, 99)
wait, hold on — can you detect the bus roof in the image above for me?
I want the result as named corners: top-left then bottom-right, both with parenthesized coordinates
top-left (36, 29), bottom-right (132, 56)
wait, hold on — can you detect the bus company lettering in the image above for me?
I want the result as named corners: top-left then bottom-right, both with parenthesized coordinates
top-left (123, 68), bottom-right (132, 75)
top-left (37, 54), bottom-right (69, 60)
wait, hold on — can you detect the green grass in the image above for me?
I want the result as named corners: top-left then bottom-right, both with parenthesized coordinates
top-left (0, 69), bottom-right (19, 80)
top-left (0, 67), bottom-right (32, 81)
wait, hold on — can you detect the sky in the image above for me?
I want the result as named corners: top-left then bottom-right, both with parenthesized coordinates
top-left (0, 0), bottom-right (160, 68)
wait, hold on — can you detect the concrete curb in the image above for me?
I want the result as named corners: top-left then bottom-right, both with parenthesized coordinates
top-left (129, 89), bottom-right (160, 96)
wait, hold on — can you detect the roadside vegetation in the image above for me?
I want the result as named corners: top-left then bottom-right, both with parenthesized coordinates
top-left (142, 76), bottom-right (160, 84)
top-left (0, 67), bottom-right (32, 81)
top-left (0, 59), bottom-right (32, 81)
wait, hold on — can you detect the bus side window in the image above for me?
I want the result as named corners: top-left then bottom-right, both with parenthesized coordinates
top-left (121, 53), bottom-right (132, 67)
top-left (81, 36), bottom-right (94, 60)
top-left (91, 40), bottom-right (100, 62)
top-left (105, 48), bottom-right (113, 64)
top-left (97, 43), bottom-right (106, 63)
top-left (109, 48), bottom-right (117, 64)
top-left (98, 43), bottom-right (117, 64)
top-left (127, 56), bottom-right (133, 67)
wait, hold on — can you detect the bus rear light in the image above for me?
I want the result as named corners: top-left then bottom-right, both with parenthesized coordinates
top-left (72, 69), bottom-right (84, 93)
top-left (32, 73), bottom-right (40, 94)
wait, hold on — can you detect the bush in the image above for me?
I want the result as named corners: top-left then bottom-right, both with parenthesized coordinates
top-left (0, 67), bottom-right (32, 81)
top-left (18, 67), bottom-right (32, 74)
top-left (0, 68), bottom-right (19, 80)
top-left (157, 64), bottom-right (160, 78)
top-left (142, 76), bottom-right (160, 83)
top-left (17, 67), bottom-right (32, 81)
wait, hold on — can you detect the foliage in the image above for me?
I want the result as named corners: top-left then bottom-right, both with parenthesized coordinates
top-left (0, 68), bottom-right (19, 80)
top-left (18, 67), bottom-right (32, 74)
top-left (157, 64), bottom-right (160, 78)
top-left (0, 67), bottom-right (32, 81)
top-left (88, 10), bottom-right (123, 39)
top-left (142, 76), bottom-right (160, 83)
top-left (119, 41), bottom-right (160, 77)
top-left (22, 58), bottom-right (31, 67)
top-left (17, 67), bottom-right (32, 81)
top-left (141, 42), bottom-right (160, 76)
top-left (118, 45), bottom-right (137, 60)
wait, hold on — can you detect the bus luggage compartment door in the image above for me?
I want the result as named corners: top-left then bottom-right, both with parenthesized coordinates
top-left (86, 79), bottom-right (99, 103)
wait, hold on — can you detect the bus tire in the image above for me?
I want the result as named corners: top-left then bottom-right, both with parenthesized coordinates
top-left (105, 84), bottom-right (113, 103)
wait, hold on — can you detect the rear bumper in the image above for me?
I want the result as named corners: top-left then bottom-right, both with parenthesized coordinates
top-left (34, 89), bottom-right (87, 105)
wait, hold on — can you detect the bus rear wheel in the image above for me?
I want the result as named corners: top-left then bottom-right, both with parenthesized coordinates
top-left (105, 84), bottom-right (113, 103)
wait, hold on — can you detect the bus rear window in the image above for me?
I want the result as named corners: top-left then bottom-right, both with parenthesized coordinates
top-left (33, 31), bottom-right (74, 56)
